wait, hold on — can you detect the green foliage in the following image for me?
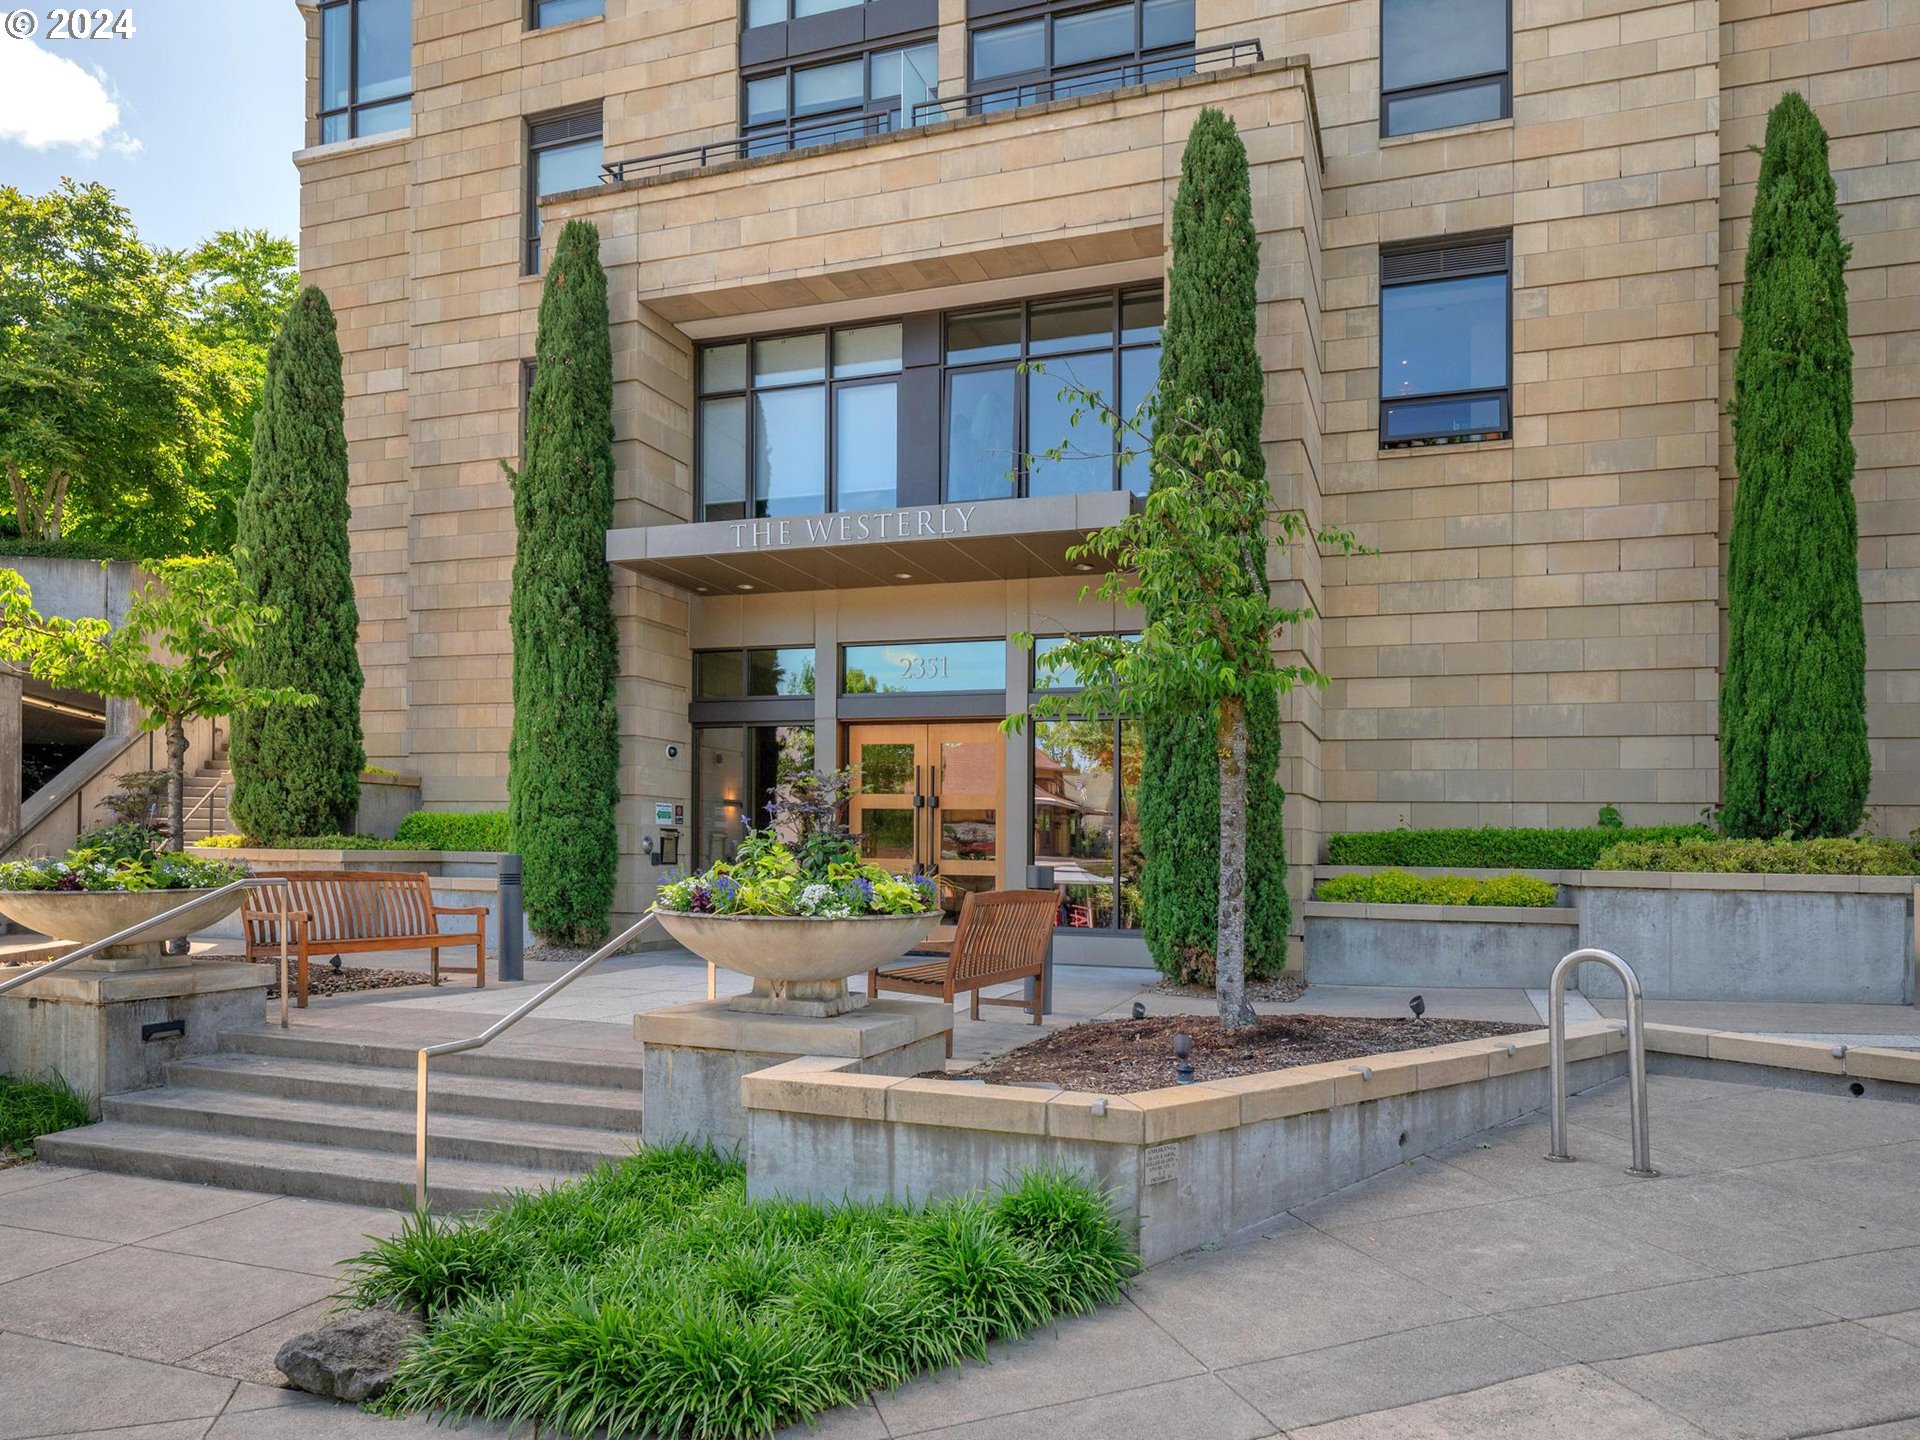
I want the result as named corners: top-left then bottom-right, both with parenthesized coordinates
top-left (1597, 805), bottom-right (1624, 829)
top-left (1721, 92), bottom-right (1868, 839)
top-left (394, 811), bottom-right (512, 851)
top-left (266, 834), bottom-right (419, 851)
top-left (0, 537), bottom-right (140, 561)
top-left (1594, 835), bottom-right (1919, 875)
top-left (0, 847), bottom-right (244, 892)
top-left (1137, 106), bottom-right (1289, 990)
top-left (344, 1147), bottom-right (1136, 1440)
top-left (1315, 870), bottom-right (1561, 907)
top-left (75, 821), bottom-right (166, 863)
top-left (0, 1072), bottom-right (92, 1157)
top-left (656, 832), bottom-right (937, 917)
top-left (0, 557), bottom-right (312, 846)
top-left (190, 834), bottom-right (247, 848)
top-left (228, 286), bottom-right (366, 843)
top-left (509, 221), bottom-right (620, 945)
top-left (1327, 825), bottom-right (1713, 870)
top-left (0, 182), bottom-right (295, 555)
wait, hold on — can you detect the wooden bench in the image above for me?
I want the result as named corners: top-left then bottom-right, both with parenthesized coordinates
top-left (867, 888), bottom-right (1058, 1054)
top-left (242, 870), bottom-right (488, 1008)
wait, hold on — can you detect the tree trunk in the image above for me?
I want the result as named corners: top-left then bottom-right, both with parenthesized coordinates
top-left (165, 714), bottom-right (188, 853)
top-left (1215, 696), bottom-right (1255, 1028)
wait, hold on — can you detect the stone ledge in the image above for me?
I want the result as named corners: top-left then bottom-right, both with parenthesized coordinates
top-left (1646, 1023), bottom-right (1920, 1083)
top-left (638, 997), bottom-right (951, 1059)
top-left (0, 960), bottom-right (272, 1004)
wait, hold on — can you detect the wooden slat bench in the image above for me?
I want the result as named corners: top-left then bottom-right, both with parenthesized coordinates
top-left (867, 888), bottom-right (1058, 1054)
top-left (243, 870), bottom-right (487, 1008)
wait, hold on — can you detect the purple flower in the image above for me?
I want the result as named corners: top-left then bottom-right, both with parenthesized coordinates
top-left (688, 883), bottom-right (715, 914)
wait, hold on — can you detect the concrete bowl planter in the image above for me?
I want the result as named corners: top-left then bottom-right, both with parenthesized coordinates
top-left (653, 909), bottom-right (940, 1017)
top-left (0, 887), bottom-right (248, 969)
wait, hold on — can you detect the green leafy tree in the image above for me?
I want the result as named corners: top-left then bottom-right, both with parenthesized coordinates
top-left (0, 557), bottom-right (311, 847)
top-left (228, 286), bottom-right (366, 842)
top-left (1139, 107), bottom-right (1289, 985)
top-left (509, 220), bottom-right (619, 944)
top-left (1012, 396), bottom-right (1356, 1026)
top-left (1720, 92), bottom-right (1868, 838)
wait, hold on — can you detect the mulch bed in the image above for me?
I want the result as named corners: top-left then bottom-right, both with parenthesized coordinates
top-left (955, 1013), bottom-right (1540, 1093)
top-left (1147, 972), bottom-right (1309, 1004)
top-left (235, 956), bottom-right (437, 1000)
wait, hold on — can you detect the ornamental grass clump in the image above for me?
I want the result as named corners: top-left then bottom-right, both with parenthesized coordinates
top-left (344, 1147), bottom-right (1136, 1440)
top-left (0, 1072), bottom-right (92, 1157)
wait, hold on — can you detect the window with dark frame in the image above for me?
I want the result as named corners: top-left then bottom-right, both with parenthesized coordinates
top-left (530, 0), bottom-right (603, 28)
top-left (741, 40), bottom-right (937, 157)
top-left (694, 648), bottom-right (819, 699)
top-left (317, 0), bottom-right (412, 143)
top-left (967, 0), bottom-right (1195, 103)
top-left (1030, 638), bottom-right (1142, 933)
top-left (745, 0), bottom-right (865, 26)
top-left (525, 107), bottom-right (604, 274)
top-left (1379, 0), bottom-right (1509, 137)
top-left (1379, 233), bottom-right (1512, 447)
top-left (691, 286), bottom-right (1162, 521)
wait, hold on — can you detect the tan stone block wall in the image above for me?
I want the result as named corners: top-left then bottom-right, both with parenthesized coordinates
top-left (1719, 0), bottom-right (1920, 834)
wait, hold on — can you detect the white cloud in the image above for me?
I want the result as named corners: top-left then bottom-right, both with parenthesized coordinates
top-left (0, 37), bottom-right (139, 155)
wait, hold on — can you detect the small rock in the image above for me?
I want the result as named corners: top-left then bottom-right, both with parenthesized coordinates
top-left (275, 1306), bottom-right (423, 1403)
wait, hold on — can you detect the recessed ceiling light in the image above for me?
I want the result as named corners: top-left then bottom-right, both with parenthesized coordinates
top-left (893, 572), bottom-right (912, 580)
top-left (736, 583), bottom-right (755, 591)
top-left (695, 586), bottom-right (711, 593)
top-left (1073, 563), bottom-right (1094, 572)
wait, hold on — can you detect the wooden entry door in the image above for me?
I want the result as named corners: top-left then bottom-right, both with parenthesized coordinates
top-left (846, 722), bottom-right (1005, 917)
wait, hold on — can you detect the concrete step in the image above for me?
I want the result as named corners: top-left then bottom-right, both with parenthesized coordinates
top-left (34, 1121), bottom-right (564, 1211)
top-left (165, 1052), bottom-right (643, 1131)
top-left (217, 1026), bottom-right (645, 1091)
top-left (102, 1087), bottom-right (635, 1172)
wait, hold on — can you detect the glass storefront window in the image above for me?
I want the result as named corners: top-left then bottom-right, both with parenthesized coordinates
top-left (1032, 718), bottom-right (1142, 931)
top-left (843, 640), bottom-right (1006, 694)
top-left (696, 648), bottom-right (816, 699)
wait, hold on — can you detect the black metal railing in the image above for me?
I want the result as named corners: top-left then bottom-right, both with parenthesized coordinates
top-left (910, 38), bottom-right (1263, 126)
top-left (602, 110), bottom-right (896, 184)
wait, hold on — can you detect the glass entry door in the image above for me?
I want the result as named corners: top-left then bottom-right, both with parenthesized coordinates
top-left (847, 722), bottom-right (1004, 918)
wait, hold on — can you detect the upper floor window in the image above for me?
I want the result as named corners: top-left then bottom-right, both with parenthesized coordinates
top-left (697, 323), bottom-right (905, 521)
top-left (696, 649), bottom-right (818, 698)
top-left (743, 41), bottom-right (936, 155)
top-left (945, 288), bottom-right (1161, 502)
top-left (526, 107), bottom-right (604, 273)
top-left (318, 0), bottom-right (411, 143)
top-left (747, 0), bottom-right (866, 24)
top-left (531, 0), bottom-right (603, 27)
top-left (970, 0), bottom-right (1194, 96)
top-left (1380, 0), bottom-right (1509, 136)
top-left (1379, 234), bottom-right (1510, 447)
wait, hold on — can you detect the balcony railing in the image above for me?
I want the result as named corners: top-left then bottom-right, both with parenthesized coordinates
top-left (909, 38), bottom-right (1264, 126)
top-left (602, 110), bottom-right (895, 184)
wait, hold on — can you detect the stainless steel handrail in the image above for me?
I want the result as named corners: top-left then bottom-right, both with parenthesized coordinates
top-left (0, 876), bottom-right (296, 1029)
top-left (1546, 946), bottom-right (1656, 1176)
top-left (414, 909), bottom-right (664, 1210)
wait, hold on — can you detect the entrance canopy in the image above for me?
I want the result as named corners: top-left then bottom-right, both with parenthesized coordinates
top-left (608, 491), bottom-right (1137, 594)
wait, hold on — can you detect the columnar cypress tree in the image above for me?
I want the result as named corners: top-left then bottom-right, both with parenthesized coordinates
top-left (509, 220), bottom-right (619, 943)
top-left (1140, 107), bottom-right (1289, 984)
top-left (1720, 92), bottom-right (1867, 838)
top-left (229, 286), bottom-right (365, 841)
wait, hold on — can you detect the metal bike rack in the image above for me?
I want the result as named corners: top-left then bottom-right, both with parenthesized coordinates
top-left (1546, 946), bottom-right (1657, 1177)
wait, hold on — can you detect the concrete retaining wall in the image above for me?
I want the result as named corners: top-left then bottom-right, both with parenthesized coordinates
top-left (1308, 867), bottom-right (1917, 1003)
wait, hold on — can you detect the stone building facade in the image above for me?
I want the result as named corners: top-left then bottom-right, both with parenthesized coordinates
top-left (295, 0), bottom-right (1918, 961)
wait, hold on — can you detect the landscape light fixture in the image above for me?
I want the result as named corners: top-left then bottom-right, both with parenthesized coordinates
top-left (1174, 1032), bottom-right (1193, 1085)
top-left (1131, 1001), bottom-right (1146, 1020)
top-left (1409, 994), bottom-right (1426, 1021)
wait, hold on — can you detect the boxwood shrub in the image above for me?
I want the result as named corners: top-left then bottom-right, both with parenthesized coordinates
top-left (393, 811), bottom-right (510, 851)
top-left (1327, 825), bottom-right (1711, 871)
top-left (1316, 871), bottom-right (1561, 907)
top-left (1594, 836), bottom-right (1920, 875)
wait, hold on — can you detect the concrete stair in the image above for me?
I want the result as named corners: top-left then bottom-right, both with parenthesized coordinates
top-left (36, 1025), bottom-right (644, 1210)
top-left (178, 753), bottom-right (231, 841)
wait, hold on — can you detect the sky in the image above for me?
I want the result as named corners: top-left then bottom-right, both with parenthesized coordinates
top-left (0, 1), bottom-right (306, 251)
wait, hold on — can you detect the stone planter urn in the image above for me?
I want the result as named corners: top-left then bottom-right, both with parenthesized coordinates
top-left (0, 887), bottom-right (249, 970)
top-left (652, 909), bottom-right (940, 1017)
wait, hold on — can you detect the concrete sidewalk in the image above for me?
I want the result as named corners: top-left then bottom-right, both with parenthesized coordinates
top-left (8, 1071), bottom-right (1920, 1438)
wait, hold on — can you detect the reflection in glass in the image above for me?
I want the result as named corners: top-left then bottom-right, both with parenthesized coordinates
top-left (843, 641), bottom-right (1007, 693)
top-left (1027, 357), bottom-right (1117, 498)
top-left (1382, 394), bottom-right (1507, 443)
top-left (946, 368), bottom-right (1017, 502)
top-left (696, 653), bottom-right (744, 700)
top-left (1052, 3), bottom-right (1133, 67)
top-left (356, 0), bottom-right (411, 102)
top-left (794, 59), bottom-right (864, 115)
top-left (534, 138), bottom-right (603, 199)
top-left (1121, 288), bottom-right (1164, 344)
top-left (835, 383), bottom-right (899, 511)
top-left (1382, 0), bottom-right (1506, 93)
top-left (858, 743), bottom-right (916, 793)
top-left (941, 811), bottom-right (997, 862)
top-left (1028, 295), bottom-right (1112, 356)
top-left (860, 809), bottom-right (916, 861)
top-left (1141, 0), bottom-right (1196, 50)
top-left (752, 387), bottom-right (827, 515)
top-left (972, 18), bottom-right (1044, 80)
top-left (833, 324), bottom-right (903, 378)
top-left (754, 332), bottom-right (827, 386)
top-left (1384, 80), bottom-right (1506, 135)
top-left (698, 396), bottom-right (747, 521)
top-left (1381, 272), bottom-right (1508, 398)
top-left (946, 308), bottom-right (1021, 363)
top-left (746, 75), bottom-right (788, 125)
top-left (747, 647), bottom-right (816, 696)
top-left (1119, 344), bottom-right (1160, 493)
top-left (695, 725), bottom-right (815, 866)
top-left (1032, 718), bottom-right (1143, 930)
top-left (355, 100), bottom-right (410, 138)
top-left (746, 0), bottom-right (783, 24)
top-left (322, 5), bottom-right (350, 110)
top-left (535, 0), bottom-right (604, 26)
top-left (702, 343), bottom-right (747, 393)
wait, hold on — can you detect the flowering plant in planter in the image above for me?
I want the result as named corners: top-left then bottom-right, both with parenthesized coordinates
top-left (656, 830), bottom-right (936, 919)
top-left (0, 847), bottom-right (245, 894)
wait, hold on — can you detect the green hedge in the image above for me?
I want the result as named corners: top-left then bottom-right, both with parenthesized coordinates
top-left (1327, 825), bottom-right (1712, 871)
top-left (0, 538), bottom-right (141, 562)
top-left (1594, 836), bottom-right (1920, 875)
top-left (394, 811), bottom-right (510, 852)
top-left (1316, 871), bottom-right (1561, 907)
